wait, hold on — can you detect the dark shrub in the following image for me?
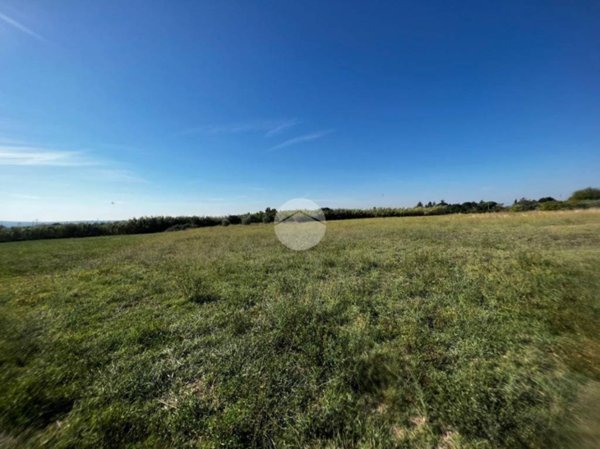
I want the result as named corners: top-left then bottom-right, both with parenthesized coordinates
top-left (227, 215), bottom-right (242, 225)
top-left (539, 201), bottom-right (572, 211)
top-left (165, 224), bottom-right (193, 232)
top-left (511, 198), bottom-right (538, 212)
top-left (263, 207), bottom-right (277, 223)
top-left (569, 187), bottom-right (600, 201)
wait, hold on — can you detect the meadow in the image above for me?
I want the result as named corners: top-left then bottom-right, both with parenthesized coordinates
top-left (0, 210), bottom-right (599, 448)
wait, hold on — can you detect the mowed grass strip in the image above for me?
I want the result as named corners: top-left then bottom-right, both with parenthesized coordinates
top-left (0, 210), bottom-right (599, 448)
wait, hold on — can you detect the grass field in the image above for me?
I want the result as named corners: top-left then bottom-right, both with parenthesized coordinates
top-left (1, 210), bottom-right (599, 448)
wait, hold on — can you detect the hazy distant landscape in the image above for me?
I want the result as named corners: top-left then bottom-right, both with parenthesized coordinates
top-left (0, 221), bottom-right (108, 228)
top-left (2, 187), bottom-right (599, 243)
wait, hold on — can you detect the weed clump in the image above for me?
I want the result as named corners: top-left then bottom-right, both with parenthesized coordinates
top-left (176, 268), bottom-right (220, 304)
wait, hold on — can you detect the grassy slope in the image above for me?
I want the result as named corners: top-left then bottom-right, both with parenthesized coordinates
top-left (0, 211), bottom-right (599, 449)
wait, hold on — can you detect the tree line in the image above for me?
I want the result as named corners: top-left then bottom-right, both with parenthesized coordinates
top-left (1, 188), bottom-right (598, 243)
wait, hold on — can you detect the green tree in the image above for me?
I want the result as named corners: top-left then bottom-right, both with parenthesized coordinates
top-left (263, 207), bottom-right (277, 223)
top-left (569, 187), bottom-right (600, 201)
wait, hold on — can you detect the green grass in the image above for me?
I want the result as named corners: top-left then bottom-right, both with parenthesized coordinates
top-left (1, 210), bottom-right (599, 448)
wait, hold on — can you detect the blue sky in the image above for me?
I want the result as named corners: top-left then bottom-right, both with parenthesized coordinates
top-left (1, 0), bottom-right (599, 221)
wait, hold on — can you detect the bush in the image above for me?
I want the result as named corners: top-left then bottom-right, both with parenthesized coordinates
top-left (165, 224), bottom-right (194, 232)
top-left (511, 198), bottom-right (538, 212)
top-left (263, 208), bottom-right (277, 223)
top-left (538, 201), bottom-right (572, 211)
top-left (227, 215), bottom-right (242, 225)
top-left (569, 187), bottom-right (600, 201)
top-left (567, 199), bottom-right (600, 209)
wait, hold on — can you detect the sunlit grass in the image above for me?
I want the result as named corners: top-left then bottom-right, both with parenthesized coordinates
top-left (1, 210), bottom-right (599, 448)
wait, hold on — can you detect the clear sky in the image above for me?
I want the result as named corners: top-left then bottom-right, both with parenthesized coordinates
top-left (1, 0), bottom-right (599, 221)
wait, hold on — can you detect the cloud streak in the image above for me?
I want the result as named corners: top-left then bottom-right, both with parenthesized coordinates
top-left (0, 144), bottom-right (147, 183)
top-left (268, 130), bottom-right (333, 151)
top-left (88, 169), bottom-right (148, 184)
top-left (0, 146), bottom-right (94, 166)
top-left (0, 11), bottom-right (45, 41)
top-left (265, 119), bottom-right (300, 137)
top-left (181, 119), bottom-right (298, 137)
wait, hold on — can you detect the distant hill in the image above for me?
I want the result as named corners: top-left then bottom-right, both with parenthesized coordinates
top-left (0, 221), bottom-right (36, 228)
top-left (0, 221), bottom-right (108, 228)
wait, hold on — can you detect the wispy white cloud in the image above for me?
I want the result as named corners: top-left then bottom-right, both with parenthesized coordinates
top-left (265, 119), bottom-right (300, 137)
top-left (0, 143), bottom-right (147, 183)
top-left (181, 119), bottom-right (298, 137)
top-left (0, 11), bottom-right (45, 42)
top-left (88, 169), bottom-right (148, 184)
top-left (268, 129), bottom-right (333, 151)
top-left (0, 146), bottom-right (93, 166)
